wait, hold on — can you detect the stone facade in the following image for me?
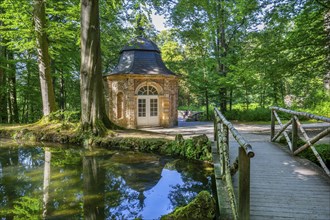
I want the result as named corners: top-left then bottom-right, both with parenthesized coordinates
top-left (103, 74), bottom-right (178, 129)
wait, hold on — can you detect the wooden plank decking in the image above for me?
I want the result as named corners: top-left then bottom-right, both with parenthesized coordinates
top-left (223, 140), bottom-right (330, 220)
top-left (145, 121), bottom-right (330, 219)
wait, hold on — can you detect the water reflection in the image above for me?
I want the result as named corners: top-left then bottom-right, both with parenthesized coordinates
top-left (0, 141), bottom-right (213, 219)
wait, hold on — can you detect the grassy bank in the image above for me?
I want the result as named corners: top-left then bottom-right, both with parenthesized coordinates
top-left (0, 120), bottom-right (212, 163)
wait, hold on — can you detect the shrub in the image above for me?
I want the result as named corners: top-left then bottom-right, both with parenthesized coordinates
top-left (224, 107), bottom-right (270, 121)
top-left (298, 144), bottom-right (330, 169)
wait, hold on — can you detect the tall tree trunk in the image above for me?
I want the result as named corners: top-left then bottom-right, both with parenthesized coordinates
top-left (59, 69), bottom-right (65, 110)
top-left (7, 51), bottom-right (19, 123)
top-left (24, 59), bottom-right (33, 123)
top-left (205, 89), bottom-right (209, 120)
top-left (273, 82), bottom-right (278, 105)
top-left (215, 0), bottom-right (227, 112)
top-left (80, 0), bottom-right (113, 134)
top-left (34, 0), bottom-right (56, 116)
top-left (0, 45), bottom-right (8, 123)
top-left (0, 16), bottom-right (8, 123)
top-left (324, 9), bottom-right (330, 92)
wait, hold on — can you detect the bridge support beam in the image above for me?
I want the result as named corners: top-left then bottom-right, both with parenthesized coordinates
top-left (271, 110), bottom-right (275, 141)
top-left (291, 117), bottom-right (299, 153)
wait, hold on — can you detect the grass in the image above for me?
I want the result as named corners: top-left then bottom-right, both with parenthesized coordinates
top-left (297, 144), bottom-right (330, 169)
top-left (178, 102), bottom-right (330, 122)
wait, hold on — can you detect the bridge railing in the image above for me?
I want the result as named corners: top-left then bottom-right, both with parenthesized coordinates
top-left (214, 108), bottom-right (255, 220)
top-left (270, 106), bottom-right (330, 176)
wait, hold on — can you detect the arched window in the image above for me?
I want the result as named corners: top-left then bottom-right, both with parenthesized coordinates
top-left (138, 85), bottom-right (158, 95)
top-left (117, 92), bottom-right (124, 119)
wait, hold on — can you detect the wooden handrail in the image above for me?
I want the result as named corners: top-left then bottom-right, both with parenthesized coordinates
top-left (214, 108), bottom-right (255, 220)
top-left (270, 106), bottom-right (330, 123)
top-left (270, 107), bottom-right (330, 176)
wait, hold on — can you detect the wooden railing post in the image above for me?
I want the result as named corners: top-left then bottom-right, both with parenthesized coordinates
top-left (224, 125), bottom-right (229, 155)
top-left (270, 106), bottom-right (330, 176)
top-left (214, 112), bottom-right (217, 141)
top-left (220, 122), bottom-right (226, 176)
top-left (292, 116), bottom-right (298, 153)
top-left (238, 147), bottom-right (250, 220)
top-left (214, 108), bottom-right (254, 219)
top-left (271, 109), bottom-right (275, 141)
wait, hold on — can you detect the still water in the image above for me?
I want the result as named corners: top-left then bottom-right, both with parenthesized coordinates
top-left (0, 140), bottom-right (214, 219)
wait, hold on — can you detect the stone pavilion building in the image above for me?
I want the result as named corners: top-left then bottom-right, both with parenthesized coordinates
top-left (103, 37), bottom-right (178, 128)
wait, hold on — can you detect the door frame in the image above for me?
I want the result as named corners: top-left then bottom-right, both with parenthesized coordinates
top-left (137, 95), bottom-right (159, 127)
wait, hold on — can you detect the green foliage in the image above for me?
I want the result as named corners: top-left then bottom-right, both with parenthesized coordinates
top-left (298, 144), bottom-right (330, 169)
top-left (164, 134), bottom-right (212, 161)
top-left (224, 107), bottom-right (270, 121)
top-left (49, 147), bottom-right (82, 167)
top-left (178, 106), bottom-right (203, 111)
top-left (1, 0), bottom-right (328, 124)
top-left (154, 0), bottom-right (329, 112)
top-left (296, 101), bottom-right (330, 118)
top-left (220, 101), bottom-right (330, 122)
top-left (1, 196), bottom-right (42, 220)
top-left (96, 134), bottom-right (212, 162)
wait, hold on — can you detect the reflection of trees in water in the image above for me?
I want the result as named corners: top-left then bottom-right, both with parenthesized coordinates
top-left (168, 181), bottom-right (204, 208)
top-left (0, 146), bottom-right (213, 219)
top-left (83, 155), bottom-right (105, 220)
top-left (0, 146), bottom-right (45, 219)
top-left (45, 148), bottom-right (84, 218)
top-left (42, 148), bottom-right (51, 218)
top-left (167, 159), bottom-right (213, 208)
top-left (104, 173), bottom-right (142, 219)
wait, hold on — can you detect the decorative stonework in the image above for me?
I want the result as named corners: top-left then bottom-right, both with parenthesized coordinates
top-left (104, 75), bottom-right (178, 129)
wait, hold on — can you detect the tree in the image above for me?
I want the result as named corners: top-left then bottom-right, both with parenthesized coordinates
top-left (0, 41), bottom-right (8, 123)
top-left (150, 0), bottom-right (258, 111)
top-left (6, 51), bottom-right (19, 123)
top-left (34, 0), bottom-right (56, 116)
top-left (80, 0), bottom-right (114, 134)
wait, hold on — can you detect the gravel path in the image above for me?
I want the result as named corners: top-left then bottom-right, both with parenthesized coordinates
top-left (142, 118), bottom-right (330, 144)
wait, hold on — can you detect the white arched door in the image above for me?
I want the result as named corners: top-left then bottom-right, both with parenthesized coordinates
top-left (137, 86), bottom-right (159, 127)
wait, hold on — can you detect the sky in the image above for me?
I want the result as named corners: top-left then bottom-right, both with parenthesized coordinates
top-left (151, 11), bottom-right (167, 31)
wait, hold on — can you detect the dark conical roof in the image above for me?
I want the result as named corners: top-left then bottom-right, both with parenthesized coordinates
top-left (105, 37), bottom-right (176, 76)
top-left (122, 37), bottom-right (161, 52)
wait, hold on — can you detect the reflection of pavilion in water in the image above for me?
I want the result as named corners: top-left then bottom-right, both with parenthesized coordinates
top-left (111, 151), bottom-right (168, 205)
top-left (109, 151), bottom-right (212, 213)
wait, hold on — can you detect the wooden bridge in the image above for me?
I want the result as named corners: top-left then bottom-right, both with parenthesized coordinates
top-left (213, 107), bottom-right (330, 220)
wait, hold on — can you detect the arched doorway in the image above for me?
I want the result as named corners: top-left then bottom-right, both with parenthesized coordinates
top-left (137, 85), bottom-right (159, 127)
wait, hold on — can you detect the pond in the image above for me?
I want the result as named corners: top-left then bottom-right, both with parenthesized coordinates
top-left (0, 140), bottom-right (214, 219)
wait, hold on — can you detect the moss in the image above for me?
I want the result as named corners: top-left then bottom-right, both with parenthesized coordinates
top-left (161, 191), bottom-right (216, 220)
top-left (0, 124), bottom-right (212, 162)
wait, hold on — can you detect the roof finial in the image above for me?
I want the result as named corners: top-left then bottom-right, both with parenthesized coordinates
top-left (136, 12), bottom-right (145, 37)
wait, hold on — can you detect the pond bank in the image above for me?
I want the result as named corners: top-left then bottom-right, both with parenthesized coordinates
top-left (0, 121), bottom-right (213, 162)
top-left (0, 121), bottom-right (216, 219)
top-left (0, 141), bottom-right (214, 219)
